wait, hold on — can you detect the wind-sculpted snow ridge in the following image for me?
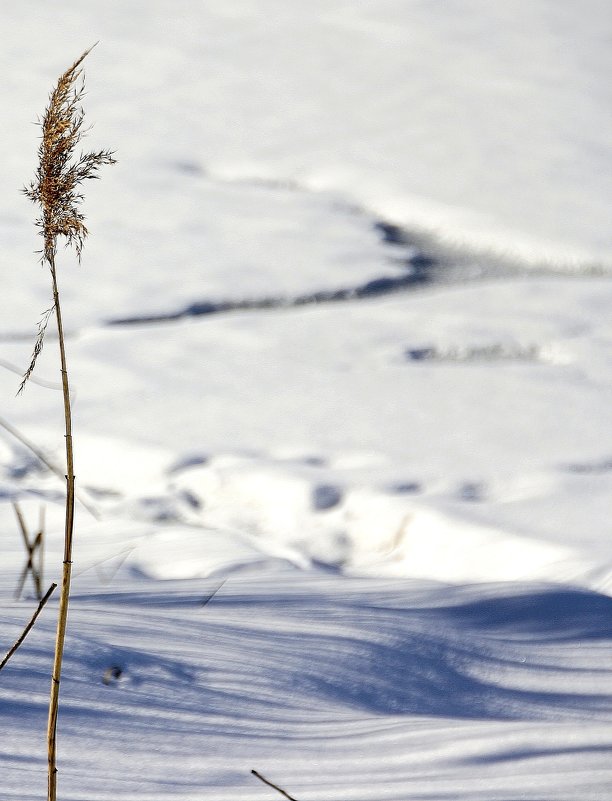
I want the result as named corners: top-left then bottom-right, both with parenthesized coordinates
top-left (102, 241), bottom-right (610, 331)
top-left (99, 202), bottom-right (446, 327)
top-left (1, 174), bottom-right (432, 336)
top-left (105, 249), bottom-right (434, 326)
top-left (104, 223), bottom-right (611, 327)
top-left (5, 155), bottom-right (610, 335)
top-left (2, 572), bottom-right (612, 800)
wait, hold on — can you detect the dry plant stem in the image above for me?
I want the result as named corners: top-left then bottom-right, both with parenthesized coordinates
top-left (15, 530), bottom-right (43, 601)
top-left (0, 583), bottom-right (57, 672)
top-left (14, 502), bottom-right (34, 598)
top-left (251, 770), bottom-right (300, 801)
top-left (22, 45), bottom-right (114, 801)
top-left (47, 259), bottom-right (75, 801)
top-left (39, 505), bottom-right (46, 592)
top-left (13, 502), bottom-right (43, 600)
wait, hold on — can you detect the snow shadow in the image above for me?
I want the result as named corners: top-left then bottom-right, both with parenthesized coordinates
top-left (463, 743), bottom-right (612, 766)
top-left (440, 587), bottom-right (612, 641)
top-left (61, 581), bottom-right (612, 725)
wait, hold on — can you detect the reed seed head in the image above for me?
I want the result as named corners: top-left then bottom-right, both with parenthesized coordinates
top-left (23, 44), bottom-right (116, 265)
top-left (19, 46), bottom-right (115, 394)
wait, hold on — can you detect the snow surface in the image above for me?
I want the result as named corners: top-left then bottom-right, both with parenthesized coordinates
top-left (2, 1), bottom-right (612, 799)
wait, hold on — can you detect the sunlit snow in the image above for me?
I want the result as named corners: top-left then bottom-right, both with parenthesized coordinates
top-left (2, 2), bottom-right (612, 799)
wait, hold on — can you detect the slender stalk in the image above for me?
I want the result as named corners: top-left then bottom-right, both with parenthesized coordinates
top-left (47, 259), bottom-right (75, 801)
top-left (21, 47), bottom-right (114, 800)
top-left (38, 505), bottom-right (46, 596)
top-left (251, 770), bottom-right (300, 801)
top-left (0, 583), bottom-right (57, 672)
top-left (14, 502), bottom-right (34, 600)
top-left (13, 502), bottom-right (44, 600)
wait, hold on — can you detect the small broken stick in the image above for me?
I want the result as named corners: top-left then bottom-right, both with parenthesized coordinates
top-left (251, 769), bottom-right (300, 801)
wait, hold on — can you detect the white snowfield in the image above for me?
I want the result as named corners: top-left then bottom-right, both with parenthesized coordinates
top-left (2, 1), bottom-right (612, 799)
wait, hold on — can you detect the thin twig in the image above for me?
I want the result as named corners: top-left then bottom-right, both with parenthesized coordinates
top-left (13, 501), bottom-right (44, 601)
top-left (13, 502), bottom-right (43, 600)
top-left (13, 501), bottom-right (29, 547)
top-left (32, 530), bottom-right (44, 598)
top-left (15, 561), bottom-right (30, 602)
top-left (251, 770), bottom-right (300, 801)
top-left (38, 505), bottom-right (46, 594)
top-left (0, 583), bottom-right (57, 672)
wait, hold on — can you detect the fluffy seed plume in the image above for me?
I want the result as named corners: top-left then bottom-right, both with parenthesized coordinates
top-left (20, 45), bottom-right (115, 391)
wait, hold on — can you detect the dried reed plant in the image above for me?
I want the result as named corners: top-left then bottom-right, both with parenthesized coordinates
top-left (21, 45), bottom-right (115, 801)
top-left (13, 502), bottom-right (45, 601)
